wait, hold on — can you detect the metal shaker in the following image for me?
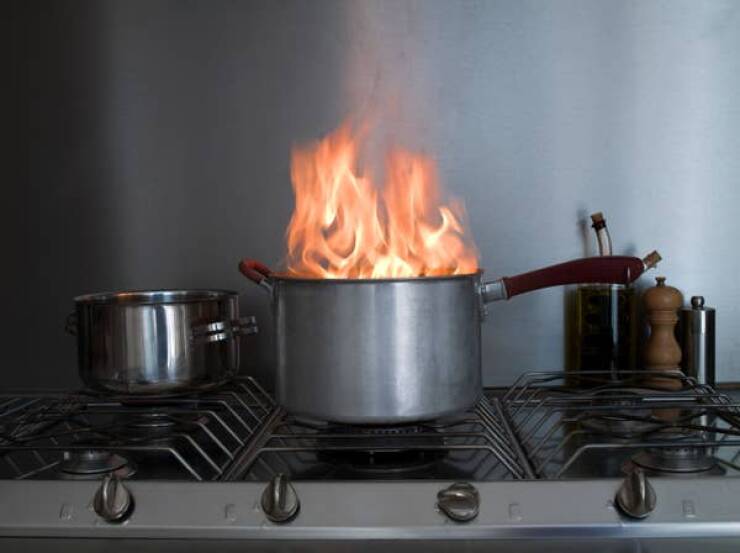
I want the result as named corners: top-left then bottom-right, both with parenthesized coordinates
top-left (679, 296), bottom-right (716, 387)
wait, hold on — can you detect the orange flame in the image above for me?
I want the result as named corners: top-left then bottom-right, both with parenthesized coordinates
top-left (285, 122), bottom-right (479, 279)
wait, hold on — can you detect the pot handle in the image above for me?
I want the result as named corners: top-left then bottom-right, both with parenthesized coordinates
top-left (192, 316), bottom-right (259, 344)
top-left (481, 251), bottom-right (661, 303)
top-left (239, 259), bottom-right (274, 294)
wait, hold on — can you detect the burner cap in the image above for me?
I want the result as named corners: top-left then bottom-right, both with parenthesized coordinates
top-left (578, 389), bottom-right (688, 439)
top-left (116, 412), bottom-right (208, 437)
top-left (59, 450), bottom-right (135, 480)
top-left (126, 412), bottom-right (179, 430)
top-left (580, 414), bottom-right (663, 438)
top-left (631, 446), bottom-right (718, 474)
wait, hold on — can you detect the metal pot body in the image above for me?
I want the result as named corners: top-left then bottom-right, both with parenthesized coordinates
top-left (271, 274), bottom-right (483, 424)
top-left (241, 253), bottom-right (656, 424)
top-left (70, 290), bottom-right (257, 394)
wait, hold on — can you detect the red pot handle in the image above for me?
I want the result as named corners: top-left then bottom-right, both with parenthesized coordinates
top-left (500, 254), bottom-right (659, 300)
top-left (239, 259), bottom-right (274, 291)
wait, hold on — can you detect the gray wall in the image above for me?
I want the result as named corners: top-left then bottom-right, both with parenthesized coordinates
top-left (7, 0), bottom-right (740, 389)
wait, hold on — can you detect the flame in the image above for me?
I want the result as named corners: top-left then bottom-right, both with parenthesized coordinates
top-left (285, 122), bottom-right (479, 279)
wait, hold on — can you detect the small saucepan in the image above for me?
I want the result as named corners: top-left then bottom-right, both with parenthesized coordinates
top-left (66, 289), bottom-right (258, 394)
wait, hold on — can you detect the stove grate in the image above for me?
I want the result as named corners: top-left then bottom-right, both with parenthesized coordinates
top-left (497, 370), bottom-right (740, 478)
top-left (0, 377), bottom-right (274, 481)
top-left (223, 398), bottom-right (532, 481)
top-left (3, 371), bottom-right (739, 482)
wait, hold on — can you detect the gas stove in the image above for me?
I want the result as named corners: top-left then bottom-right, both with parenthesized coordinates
top-left (1, 371), bottom-right (739, 551)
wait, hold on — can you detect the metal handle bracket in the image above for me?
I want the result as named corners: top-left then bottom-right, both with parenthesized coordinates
top-left (191, 316), bottom-right (258, 344)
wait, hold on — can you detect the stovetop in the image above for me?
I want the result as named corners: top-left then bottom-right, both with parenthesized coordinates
top-left (2, 371), bottom-right (739, 482)
top-left (2, 371), bottom-right (740, 548)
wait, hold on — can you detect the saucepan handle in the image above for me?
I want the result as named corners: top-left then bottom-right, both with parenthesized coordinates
top-left (239, 259), bottom-right (274, 294)
top-left (481, 251), bottom-right (661, 303)
top-left (192, 316), bottom-right (259, 345)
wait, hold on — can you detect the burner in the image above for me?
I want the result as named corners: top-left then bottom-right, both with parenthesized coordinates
top-left (58, 450), bottom-right (135, 480)
top-left (580, 414), bottom-right (664, 438)
top-left (316, 424), bottom-right (447, 475)
top-left (631, 446), bottom-right (719, 474)
top-left (116, 412), bottom-right (209, 438)
top-left (579, 389), bottom-right (663, 438)
top-left (127, 412), bottom-right (178, 429)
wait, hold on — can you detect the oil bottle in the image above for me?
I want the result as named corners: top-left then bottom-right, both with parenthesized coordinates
top-left (571, 213), bottom-right (639, 385)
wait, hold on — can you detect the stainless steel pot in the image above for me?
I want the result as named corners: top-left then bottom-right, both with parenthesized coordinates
top-left (67, 290), bottom-right (258, 394)
top-left (240, 253), bottom-right (660, 424)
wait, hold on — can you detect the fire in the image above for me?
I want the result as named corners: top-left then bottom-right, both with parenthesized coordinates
top-left (285, 122), bottom-right (479, 279)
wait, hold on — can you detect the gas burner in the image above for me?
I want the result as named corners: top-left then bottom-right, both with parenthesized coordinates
top-left (579, 389), bottom-right (663, 438)
top-left (126, 412), bottom-right (179, 430)
top-left (316, 424), bottom-right (447, 475)
top-left (580, 414), bottom-right (664, 439)
top-left (116, 412), bottom-right (209, 438)
top-left (322, 423), bottom-right (440, 442)
top-left (58, 450), bottom-right (135, 480)
top-left (630, 446), bottom-right (721, 474)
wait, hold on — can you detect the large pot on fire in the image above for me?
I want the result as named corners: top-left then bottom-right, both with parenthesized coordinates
top-left (240, 252), bottom-right (660, 424)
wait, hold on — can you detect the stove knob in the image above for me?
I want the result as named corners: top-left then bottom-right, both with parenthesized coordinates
top-left (93, 474), bottom-right (134, 523)
top-left (616, 468), bottom-right (656, 519)
top-left (437, 482), bottom-right (479, 522)
top-left (261, 474), bottom-right (300, 523)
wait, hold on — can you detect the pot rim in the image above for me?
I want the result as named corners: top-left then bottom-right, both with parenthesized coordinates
top-left (268, 270), bottom-right (483, 284)
top-left (74, 289), bottom-right (239, 305)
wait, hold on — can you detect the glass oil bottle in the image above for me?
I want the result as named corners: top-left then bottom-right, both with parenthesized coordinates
top-left (570, 213), bottom-right (638, 386)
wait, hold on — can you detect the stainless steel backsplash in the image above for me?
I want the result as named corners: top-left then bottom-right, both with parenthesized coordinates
top-left (6, 0), bottom-right (740, 388)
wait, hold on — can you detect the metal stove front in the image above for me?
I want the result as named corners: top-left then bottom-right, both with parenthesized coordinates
top-left (1, 371), bottom-right (739, 552)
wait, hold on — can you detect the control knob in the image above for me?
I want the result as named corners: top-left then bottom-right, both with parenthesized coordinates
top-left (261, 473), bottom-right (300, 523)
top-left (437, 482), bottom-right (480, 522)
top-left (616, 469), bottom-right (656, 519)
top-left (93, 474), bottom-right (134, 523)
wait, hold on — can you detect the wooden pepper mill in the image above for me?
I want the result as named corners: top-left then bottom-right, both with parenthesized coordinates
top-left (643, 276), bottom-right (683, 392)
